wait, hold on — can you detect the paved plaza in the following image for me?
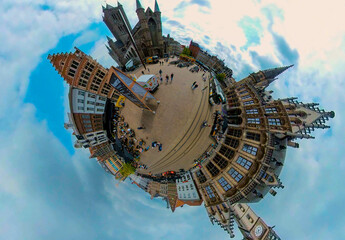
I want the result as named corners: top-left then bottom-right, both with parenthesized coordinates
top-left (120, 58), bottom-right (220, 174)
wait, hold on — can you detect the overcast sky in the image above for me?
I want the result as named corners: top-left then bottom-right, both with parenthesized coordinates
top-left (1, 0), bottom-right (345, 239)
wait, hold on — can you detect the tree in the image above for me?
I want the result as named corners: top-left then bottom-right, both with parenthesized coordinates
top-left (216, 73), bottom-right (226, 82)
top-left (119, 163), bottom-right (136, 178)
top-left (182, 47), bottom-right (192, 56)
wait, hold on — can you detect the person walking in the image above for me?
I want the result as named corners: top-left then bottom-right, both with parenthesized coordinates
top-left (160, 76), bottom-right (163, 84)
top-left (159, 69), bottom-right (162, 77)
top-left (142, 70), bottom-right (144, 75)
top-left (148, 68), bottom-right (150, 73)
top-left (166, 74), bottom-right (169, 84)
top-left (137, 126), bottom-right (145, 130)
top-left (191, 81), bottom-right (197, 89)
top-left (170, 73), bottom-right (174, 82)
top-left (192, 83), bottom-right (199, 90)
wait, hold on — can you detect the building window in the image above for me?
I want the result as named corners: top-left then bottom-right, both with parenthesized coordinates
top-left (246, 132), bottom-right (261, 141)
top-left (85, 62), bottom-right (95, 72)
top-left (268, 118), bottom-right (281, 126)
top-left (206, 162), bottom-right (220, 177)
top-left (228, 168), bottom-right (243, 182)
top-left (241, 95), bottom-right (251, 100)
top-left (239, 90), bottom-right (248, 95)
top-left (243, 100), bottom-right (254, 106)
top-left (218, 177), bottom-right (232, 191)
top-left (224, 137), bottom-right (239, 149)
top-left (87, 107), bottom-right (94, 111)
top-left (78, 91), bottom-right (85, 96)
top-left (196, 170), bottom-right (207, 183)
top-left (242, 144), bottom-right (258, 156)
top-left (77, 99), bottom-right (84, 103)
top-left (227, 128), bottom-right (242, 137)
top-left (246, 108), bottom-right (258, 114)
top-left (236, 156), bottom-right (252, 170)
top-left (213, 154), bottom-right (229, 169)
top-left (247, 118), bottom-right (260, 124)
top-left (205, 186), bottom-right (215, 199)
top-left (82, 115), bottom-right (90, 119)
top-left (71, 60), bottom-right (79, 69)
top-left (78, 106), bottom-right (84, 110)
top-left (265, 107), bottom-right (278, 113)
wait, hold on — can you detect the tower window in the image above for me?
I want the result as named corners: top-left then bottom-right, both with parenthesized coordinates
top-left (242, 144), bottom-right (258, 156)
top-left (268, 118), bottom-right (281, 126)
top-left (196, 170), bottom-right (207, 183)
top-left (218, 177), bottom-right (232, 191)
top-left (236, 156), bottom-right (252, 170)
top-left (228, 168), bottom-right (243, 182)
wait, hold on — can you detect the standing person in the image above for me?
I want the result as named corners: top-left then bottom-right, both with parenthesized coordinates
top-left (159, 69), bottom-right (162, 77)
top-left (166, 74), bottom-right (169, 84)
top-left (170, 73), bottom-right (174, 82)
top-left (192, 83), bottom-right (199, 90)
top-left (148, 68), bottom-right (150, 73)
top-left (191, 81), bottom-right (197, 89)
top-left (142, 70), bottom-right (144, 75)
top-left (160, 76), bottom-right (163, 84)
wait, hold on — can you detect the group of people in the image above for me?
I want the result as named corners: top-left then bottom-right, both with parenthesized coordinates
top-left (159, 69), bottom-right (174, 84)
top-left (151, 141), bottom-right (163, 152)
top-left (211, 111), bottom-right (225, 142)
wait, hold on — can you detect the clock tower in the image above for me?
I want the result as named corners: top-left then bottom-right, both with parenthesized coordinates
top-left (231, 203), bottom-right (281, 240)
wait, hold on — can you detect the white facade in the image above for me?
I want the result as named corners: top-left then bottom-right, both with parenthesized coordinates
top-left (176, 171), bottom-right (200, 201)
top-left (71, 88), bottom-right (107, 114)
top-left (74, 130), bottom-right (108, 148)
top-left (129, 174), bottom-right (152, 190)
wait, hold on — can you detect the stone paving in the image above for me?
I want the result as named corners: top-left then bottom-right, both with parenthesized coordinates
top-left (119, 57), bottom-right (220, 174)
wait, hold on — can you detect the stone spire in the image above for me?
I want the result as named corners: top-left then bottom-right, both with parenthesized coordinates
top-left (117, 1), bottom-right (122, 6)
top-left (154, 0), bottom-right (161, 12)
top-left (262, 65), bottom-right (293, 79)
top-left (136, 0), bottom-right (144, 10)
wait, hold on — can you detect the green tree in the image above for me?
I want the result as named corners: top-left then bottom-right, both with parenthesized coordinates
top-left (182, 47), bottom-right (192, 56)
top-left (119, 163), bottom-right (136, 178)
top-left (216, 73), bottom-right (226, 82)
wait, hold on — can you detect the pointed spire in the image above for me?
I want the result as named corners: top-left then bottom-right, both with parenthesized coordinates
top-left (106, 3), bottom-right (114, 9)
top-left (136, 0), bottom-right (144, 10)
top-left (102, 5), bottom-right (105, 11)
top-left (117, 1), bottom-right (122, 6)
top-left (106, 35), bottom-right (113, 42)
top-left (262, 65), bottom-right (293, 79)
top-left (154, 0), bottom-right (161, 12)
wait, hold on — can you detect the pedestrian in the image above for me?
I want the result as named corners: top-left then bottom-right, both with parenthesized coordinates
top-left (152, 141), bottom-right (158, 148)
top-left (166, 74), bottom-right (169, 83)
top-left (147, 68), bottom-right (150, 73)
top-left (142, 70), bottom-right (144, 75)
top-left (137, 126), bottom-right (145, 130)
top-left (170, 73), bottom-right (174, 82)
top-left (159, 69), bottom-right (162, 76)
top-left (158, 143), bottom-right (162, 152)
top-left (191, 81), bottom-right (197, 88)
top-left (202, 86), bottom-right (208, 91)
top-left (192, 84), bottom-right (199, 90)
top-left (160, 76), bottom-right (163, 84)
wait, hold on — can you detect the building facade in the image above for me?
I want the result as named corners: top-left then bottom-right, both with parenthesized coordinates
top-left (48, 47), bottom-right (120, 103)
top-left (103, 0), bottom-right (164, 68)
top-left (70, 88), bottom-right (107, 114)
top-left (232, 203), bottom-right (281, 240)
top-left (176, 171), bottom-right (200, 201)
top-left (192, 65), bottom-right (334, 237)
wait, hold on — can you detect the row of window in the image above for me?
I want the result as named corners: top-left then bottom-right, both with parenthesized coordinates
top-left (178, 184), bottom-right (194, 191)
top-left (247, 117), bottom-right (282, 126)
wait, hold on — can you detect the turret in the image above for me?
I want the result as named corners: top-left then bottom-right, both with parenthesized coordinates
top-left (261, 65), bottom-right (293, 79)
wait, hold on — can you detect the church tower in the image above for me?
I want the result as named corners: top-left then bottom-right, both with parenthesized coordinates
top-left (102, 3), bottom-right (132, 46)
top-left (232, 203), bottom-right (281, 239)
top-left (136, 0), bottom-right (152, 55)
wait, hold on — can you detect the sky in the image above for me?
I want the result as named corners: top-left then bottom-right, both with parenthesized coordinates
top-left (1, 0), bottom-right (345, 239)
